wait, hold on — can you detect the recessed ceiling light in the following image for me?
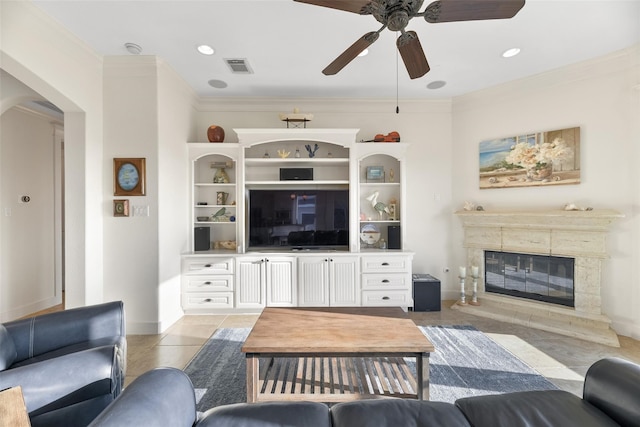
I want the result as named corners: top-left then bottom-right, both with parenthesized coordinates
top-left (208, 79), bottom-right (228, 89)
top-left (124, 43), bottom-right (142, 55)
top-left (426, 80), bottom-right (446, 90)
top-left (197, 45), bottom-right (215, 55)
top-left (502, 47), bottom-right (521, 58)
top-left (358, 49), bottom-right (369, 57)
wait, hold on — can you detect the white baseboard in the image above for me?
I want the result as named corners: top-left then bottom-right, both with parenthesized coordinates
top-left (0, 296), bottom-right (62, 322)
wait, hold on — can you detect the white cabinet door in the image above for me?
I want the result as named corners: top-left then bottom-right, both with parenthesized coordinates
top-left (266, 256), bottom-right (297, 307)
top-left (236, 256), bottom-right (266, 309)
top-left (329, 256), bottom-right (359, 306)
top-left (298, 256), bottom-right (330, 306)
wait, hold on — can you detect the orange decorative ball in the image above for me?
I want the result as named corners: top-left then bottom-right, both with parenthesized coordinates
top-left (207, 125), bottom-right (225, 143)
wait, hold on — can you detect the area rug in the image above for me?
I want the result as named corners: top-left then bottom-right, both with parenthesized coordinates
top-left (183, 325), bottom-right (557, 411)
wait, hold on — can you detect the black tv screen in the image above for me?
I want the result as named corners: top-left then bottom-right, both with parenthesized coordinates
top-left (248, 189), bottom-right (349, 250)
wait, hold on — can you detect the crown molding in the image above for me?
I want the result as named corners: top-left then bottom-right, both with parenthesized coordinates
top-left (197, 97), bottom-right (451, 114)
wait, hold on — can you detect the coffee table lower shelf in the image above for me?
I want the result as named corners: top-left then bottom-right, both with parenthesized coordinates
top-left (253, 356), bottom-right (419, 403)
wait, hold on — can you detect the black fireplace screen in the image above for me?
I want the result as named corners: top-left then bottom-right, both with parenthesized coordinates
top-left (484, 251), bottom-right (575, 307)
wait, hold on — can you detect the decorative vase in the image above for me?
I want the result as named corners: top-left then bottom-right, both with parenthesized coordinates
top-left (207, 125), bottom-right (225, 143)
top-left (213, 168), bottom-right (230, 183)
top-left (526, 163), bottom-right (553, 181)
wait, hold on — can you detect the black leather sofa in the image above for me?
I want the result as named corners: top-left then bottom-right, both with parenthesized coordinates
top-left (89, 357), bottom-right (640, 427)
top-left (0, 301), bottom-right (127, 427)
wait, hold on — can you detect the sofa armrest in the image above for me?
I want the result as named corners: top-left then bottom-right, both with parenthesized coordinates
top-left (583, 357), bottom-right (640, 427)
top-left (4, 301), bottom-right (125, 363)
top-left (88, 368), bottom-right (198, 427)
top-left (0, 345), bottom-right (119, 415)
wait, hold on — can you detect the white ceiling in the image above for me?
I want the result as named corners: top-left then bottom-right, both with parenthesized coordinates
top-left (31, 0), bottom-right (640, 99)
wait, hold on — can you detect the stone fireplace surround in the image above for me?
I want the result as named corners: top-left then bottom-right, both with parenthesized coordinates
top-left (453, 209), bottom-right (623, 347)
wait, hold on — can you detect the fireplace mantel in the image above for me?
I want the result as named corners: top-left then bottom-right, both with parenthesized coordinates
top-left (454, 208), bottom-right (623, 346)
top-left (456, 209), bottom-right (623, 231)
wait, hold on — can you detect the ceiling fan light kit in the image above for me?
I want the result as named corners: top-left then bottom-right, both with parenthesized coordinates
top-left (295, 0), bottom-right (526, 79)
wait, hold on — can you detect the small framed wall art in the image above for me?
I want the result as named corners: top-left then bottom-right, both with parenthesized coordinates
top-left (114, 158), bottom-right (146, 196)
top-left (366, 166), bottom-right (385, 182)
top-left (113, 199), bottom-right (129, 217)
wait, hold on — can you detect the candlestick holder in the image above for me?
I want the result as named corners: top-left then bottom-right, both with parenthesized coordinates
top-left (470, 273), bottom-right (480, 306)
top-left (456, 275), bottom-right (467, 305)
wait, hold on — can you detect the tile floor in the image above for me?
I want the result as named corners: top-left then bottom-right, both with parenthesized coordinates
top-left (125, 301), bottom-right (640, 398)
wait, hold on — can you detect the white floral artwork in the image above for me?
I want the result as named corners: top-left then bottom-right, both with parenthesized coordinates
top-left (479, 127), bottom-right (580, 189)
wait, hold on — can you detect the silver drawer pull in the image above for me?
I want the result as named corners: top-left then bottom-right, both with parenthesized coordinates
top-left (382, 296), bottom-right (390, 300)
top-left (381, 279), bottom-right (390, 283)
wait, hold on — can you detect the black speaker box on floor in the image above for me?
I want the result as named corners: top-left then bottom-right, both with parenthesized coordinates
top-left (194, 227), bottom-right (210, 251)
top-left (388, 225), bottom-right (401, 249)
top-left (280, 168), bottom-right (313, 181)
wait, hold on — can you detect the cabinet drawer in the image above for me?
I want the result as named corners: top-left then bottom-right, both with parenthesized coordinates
top-left (361, 290), bottom-right (412, 307)
top-left (182, 292), bottom-right (234, 309)
top-left (361, 273), bottom-right (410, 290)
top-left (361, 256), bottom-right (410, 273)
top-left (183, 276), bottom-right (233, 292)
top-left (183, 258), bottom-right (234, 275)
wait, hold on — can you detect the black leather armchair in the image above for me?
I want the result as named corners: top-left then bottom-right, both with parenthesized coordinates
top-left (0, 301), bottom-right (127, 427)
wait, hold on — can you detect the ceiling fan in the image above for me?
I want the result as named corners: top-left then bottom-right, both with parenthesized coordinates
top-left (294, 0), bottom-right (526, 79)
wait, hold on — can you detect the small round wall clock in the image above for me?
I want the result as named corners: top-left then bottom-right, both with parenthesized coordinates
top-left (113, 158), bottom-right (146, 196)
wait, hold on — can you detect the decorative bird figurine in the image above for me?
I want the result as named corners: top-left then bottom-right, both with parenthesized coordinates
top-left (211, 207), bottom-right (226, 222)
top-left (305, 143), bottom-right (319, 158)
top-left (366, 191), bottom-right (389, 219)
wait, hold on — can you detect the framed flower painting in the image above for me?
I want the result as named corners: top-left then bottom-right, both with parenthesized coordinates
top-left (479, 126), bottom-right (580, 189)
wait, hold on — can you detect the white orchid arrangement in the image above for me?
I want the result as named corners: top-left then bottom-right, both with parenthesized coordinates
top-left (505, 137), bottom-right (573, 170)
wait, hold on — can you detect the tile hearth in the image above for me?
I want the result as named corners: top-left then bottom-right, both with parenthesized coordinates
top-left (455, 209), bottom-right (623, 347)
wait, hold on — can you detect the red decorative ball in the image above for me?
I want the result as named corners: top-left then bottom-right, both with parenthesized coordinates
top-left (207, 125), bottom-right (225, 143)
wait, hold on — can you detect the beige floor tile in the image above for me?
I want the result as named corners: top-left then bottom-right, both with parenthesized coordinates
top-left (219, 314), bottom-right (260, 328)
top-left (159, 324), bottom-right (218, 346)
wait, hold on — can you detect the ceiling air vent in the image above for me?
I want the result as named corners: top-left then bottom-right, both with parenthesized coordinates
top-left (224, 58), bottom-right (253, 74)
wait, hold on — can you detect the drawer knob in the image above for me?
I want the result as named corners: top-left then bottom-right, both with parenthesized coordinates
top-left (203, 281), bottom-right (212, 285)
top-left (381, 279), bottom-right (390, 283)
top-left (382, 296), bottom-right (390, 300)
top-left (381, 262), bottom-right (390, 266)
top-left (203, 298), bottom-right (212, 303)
top-left (204, 264), bottom-right (212, 268)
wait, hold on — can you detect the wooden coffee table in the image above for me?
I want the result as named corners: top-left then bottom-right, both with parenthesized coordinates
top-left (242, 307), bottom-right (434, 403)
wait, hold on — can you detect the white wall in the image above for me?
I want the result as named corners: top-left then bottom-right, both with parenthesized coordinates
top-left (194, 98), bottom-right (456, 295)
top-left (102, 57), bottom-right (162, 332)
top-left (0, 108), bottom-right (58, 318)
top-left (157, 61), bottom-right (198, 331)
top-left (451, 46), bottom-right (640, 339)
top-left (1, 1), bottom-right (104, 310)
top-left (102, 56), bottom-right (197, 333)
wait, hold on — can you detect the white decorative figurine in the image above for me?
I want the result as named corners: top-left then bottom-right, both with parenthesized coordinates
top-left (366, 191), bottom-right (389, 219)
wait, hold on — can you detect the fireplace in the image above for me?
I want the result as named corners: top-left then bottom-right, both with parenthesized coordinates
top-left (454, 209), bottom-right (623, 346)
top-left (484, 251), bottom-right (574, 307)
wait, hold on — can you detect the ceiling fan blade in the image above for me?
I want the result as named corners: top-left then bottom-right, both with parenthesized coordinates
top-left (323, 32), bottom-right (379, 76)
top-left (424, 0), bottom-right (525, 23)
top-left (293, 0), bottom-right (373, 14)
top-left (397, 31), bottom-right (430, 79)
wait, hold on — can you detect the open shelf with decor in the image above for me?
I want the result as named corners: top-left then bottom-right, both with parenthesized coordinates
top-left (355, 145), bottom-right (408, 252)
top-left (189, 145), bottom-right (239, 253)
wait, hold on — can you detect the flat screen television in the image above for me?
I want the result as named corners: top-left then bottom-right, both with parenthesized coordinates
top-left (248, 189), bottom-right (349, 250)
